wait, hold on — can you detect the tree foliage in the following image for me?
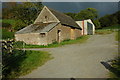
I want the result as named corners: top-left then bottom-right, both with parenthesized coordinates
top-left (2, 2), bottom-right (17, 19)
top-left (2, 2), bottom-right (43, 31)
top-left (93, 19), bottom-right (101, 29)
top-left (65, 8), bottom-right (100, 29)
top-left (12, 2), bottom-right (43, 25)
top-left (65, 12), bottom-right (77, 20)
top-left (65, 8), bottom-right (98, 21)
top-left (75, 8), bottom-right (98, 20)
top-left (99, 11), bottom-right (120, 27)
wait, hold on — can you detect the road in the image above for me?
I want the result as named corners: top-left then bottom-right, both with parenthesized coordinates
top-left (21, 33), bottom-right (118, 78)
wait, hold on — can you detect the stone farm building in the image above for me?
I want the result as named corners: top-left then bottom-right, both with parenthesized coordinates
top-left (15, 6), bottom-right (82, 45)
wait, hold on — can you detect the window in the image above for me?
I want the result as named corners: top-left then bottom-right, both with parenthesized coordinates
top-left (45, 16), bottom-right (47, 19)
top-left (40, 33), bottom-right (46, 37)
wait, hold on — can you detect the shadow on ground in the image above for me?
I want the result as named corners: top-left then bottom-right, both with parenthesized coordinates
top-left (100, 61), bottom-right (120, 78)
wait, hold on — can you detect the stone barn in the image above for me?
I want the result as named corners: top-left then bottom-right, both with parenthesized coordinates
top-left (15, 6), bottom-right (82, 45)
top-left (76, 19), bottom-right (95, 35)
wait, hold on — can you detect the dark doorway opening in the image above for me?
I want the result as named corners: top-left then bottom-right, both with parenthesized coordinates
top-left (57, 30), bottom-right (61, 43)
top-left (87, 22), bottom-right (93, 35)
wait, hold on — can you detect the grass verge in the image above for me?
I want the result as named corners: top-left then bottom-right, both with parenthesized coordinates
top-left (3, 49), bottom-right (52, 78)
top-left (15, 35), bottom-right (89, 48)
top-left (108, 30), bottom-right (120, 78)
top-left (115, 30), bottom-right (120, 41)
top-left (95, 29), bottom-right (113, 35)
top-left (95, 24), bottom-right (120, 35)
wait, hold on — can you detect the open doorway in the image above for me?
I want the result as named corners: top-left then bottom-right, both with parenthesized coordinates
top-left (87, 22), bottom-right (93, 35)
top-left (57, 30), bottom-right (61, 43)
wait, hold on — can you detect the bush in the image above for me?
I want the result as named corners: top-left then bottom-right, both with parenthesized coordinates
top-left (13, 20), bottom-right (26, 31)
top-left (1, 19), bottom-right (27, 31)
top-left (2, 22), bottom-right (12, 28)
top-left (93, 19), bottom-right (101, 29)
top-left (2, 29), bottom-right (14, 40)
top-left (2, 49), bottom-right (52, 78)
top-left (13, 41), bottom-right (26, 49)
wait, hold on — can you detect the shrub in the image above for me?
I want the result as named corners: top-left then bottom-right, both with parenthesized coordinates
top-left (52, 41), bottom-right (58, 44)
top-left (2, 22), bottom-right (12, 28)
top-left (93, 19), bottom-right (101, 29)
top-left (13, 41), bottom-right (26, 49)
top-left (2, 29), bottom-right (14, 39)
top-left (13, 20), bottom-right (26, 31)
top-left (2, 50), bottom-right (52, 78)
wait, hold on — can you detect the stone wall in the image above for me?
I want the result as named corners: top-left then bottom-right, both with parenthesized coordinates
top-left (34, 7), bottom-right (59, 24)
top-left (15, 33), bottom-right (47, 45)
top-left (74, 29), bottom-right (82, 38)
top-left (47, 23), bottom-right (81, 44)
top-left (47, 23), bottom-right (71, 44)
top-left (15, 24), bottom-right (82, 45)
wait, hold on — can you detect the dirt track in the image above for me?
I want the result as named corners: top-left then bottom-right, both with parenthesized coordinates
top-left (21, 33), bottom-right (118, 78)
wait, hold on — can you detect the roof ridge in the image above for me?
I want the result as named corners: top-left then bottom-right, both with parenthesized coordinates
top-left (46, 6), bottom-right (81, 29)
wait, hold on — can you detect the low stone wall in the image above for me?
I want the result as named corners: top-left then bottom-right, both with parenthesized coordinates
top-left (15, 33), bottom-right (47, 45)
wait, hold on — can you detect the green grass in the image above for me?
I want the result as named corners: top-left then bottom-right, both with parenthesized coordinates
top-left (95, 24), bottom-right (120, 35)
top-left (95, 29), bottom-right (113, 35)
top-left (0, 19), bottom-right (17, 25)
top-left (115, 30), bottom-right (120, 41)
top-left (109, 57), bottom-right (120, 78)
top-left (3, 50), bottom-right (52, 78)
top-left (20, 36), bottom-right (89, 48)
top-left (102, 24), bottom-right (120, 30)
top-left (108, 30), bottom-right (120, 78)
top-left (1, 29), bottom-right (14, 40)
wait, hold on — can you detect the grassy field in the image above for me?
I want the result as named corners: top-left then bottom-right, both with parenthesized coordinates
top-left (14, 35), bottom-right (89, 48)
top-left (95, 29), bottom-right (113, 35)
top-left (0, 19), bottom-right (17, 25)
top-left (3, 50), bottom-right (52, 78)
top-left (95, 24), bottom-right (120, 35)
top-left (102, 24), bottom-right (120, 30)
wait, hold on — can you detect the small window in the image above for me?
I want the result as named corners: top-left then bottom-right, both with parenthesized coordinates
top-left (40, 33), bottom-right (46, 37)
top-left (45, 16), bottom-right (47, 19)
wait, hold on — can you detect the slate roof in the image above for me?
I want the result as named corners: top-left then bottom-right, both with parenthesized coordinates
top-left (16, 22), bottom-right (59, 34)
top-left (16, 6), bottom-right (82, 34)
top-left (48, 7), bottom-right (81, 29)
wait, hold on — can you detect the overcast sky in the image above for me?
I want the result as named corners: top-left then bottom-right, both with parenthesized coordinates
top-left (42, 2), bottom-right (119, 17)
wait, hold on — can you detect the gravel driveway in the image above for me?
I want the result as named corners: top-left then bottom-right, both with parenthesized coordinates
top-left (21, 33), bottom-right (118, 78)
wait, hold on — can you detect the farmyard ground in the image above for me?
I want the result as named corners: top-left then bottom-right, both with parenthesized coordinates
top-left (21, 33), bottom-right (118, 78)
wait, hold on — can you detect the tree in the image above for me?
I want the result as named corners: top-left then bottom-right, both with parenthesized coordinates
top-left (65, 8), bottom-right (101, 29)
top-left (99, 14), bottom-right (111, 27)
top-left (99, 11), bottom-right (120, 28)
top-left (2, 2), bottom-right (17, 19)
top-left (65, 12), bottom-right (77, 20)
top-left (93, 19), bottom-right (101, 29)
top-left (12, 2), bottom-right (43, 25)
top-left (75, 8), bottom-right (98, 20)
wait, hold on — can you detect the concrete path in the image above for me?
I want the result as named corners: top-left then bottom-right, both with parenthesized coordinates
top-left (21, 33), bottom-right (118, 78)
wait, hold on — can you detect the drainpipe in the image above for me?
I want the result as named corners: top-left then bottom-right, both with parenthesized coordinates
top-left (82, 20), bottom-right (84, 35)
